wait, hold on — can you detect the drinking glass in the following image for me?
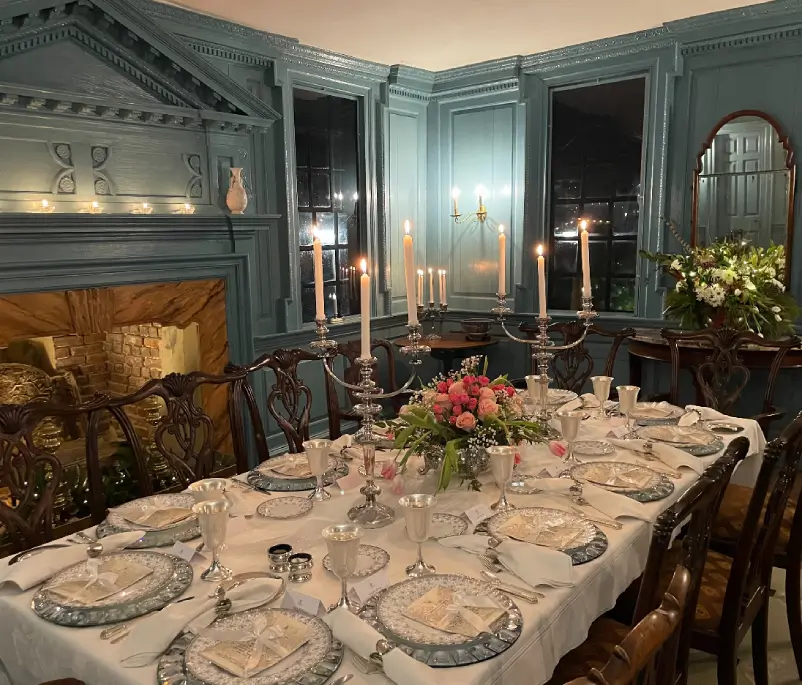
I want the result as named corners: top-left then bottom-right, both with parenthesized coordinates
top-left (590, 376), bottom-right (613, 420)
top-left (557, 410), bottom-right (584, 478)
top-left (303, 439), bottom-right (332, 501)
top-left (486, 445), bottom-right (516, 511)
top-left (192, 498), bottom-right (232, 581)
top-left (398, 494), bottom-right (437, 577)
top-left (525, 374), bottom-right (549, 418)
top-left (187, 477), bottom-right (228, 503)
top-left (616, 385), bottom-right (640, 438)
top-left (322, 523), bottom-right (364, 612)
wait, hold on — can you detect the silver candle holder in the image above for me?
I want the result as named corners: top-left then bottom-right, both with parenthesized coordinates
top-left (311, 318), bottom-right (430, 528)
top-left (491, 293), bottom-right (598, 420)
top-left (417, 302), bottom-right (447, 340)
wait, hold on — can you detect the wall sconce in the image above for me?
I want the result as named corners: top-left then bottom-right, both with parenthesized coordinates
top-left (176, 203), bottom-right (195, 214)
top-left (449, 186), bottom-right (491, 227)
top-left (34, 199), bottom-right (55, 213)
top-left (81, 201), bottom-right (103, 214)
top-left (131, 202), bottom-right (153, 215)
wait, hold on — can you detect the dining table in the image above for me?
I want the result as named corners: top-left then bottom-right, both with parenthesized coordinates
top-left (0, 407), bottom-right (766, 685)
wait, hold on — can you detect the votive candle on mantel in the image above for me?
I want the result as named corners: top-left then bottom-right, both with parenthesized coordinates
top-left (498, 224), bottom-right (507, 297)
top-left (579, 219), bottom-right (591, 298)
top-left (359, 259), bottom-right (371, 359)
top-left (417, 269), bottom-right (424, 306)
top-left (312, 226), bottom-right (325, 321)
top-left (427, 268), bottom-right (434, 304)
top-left (402, 220), bottom-right (418, 326)
top-left (537, 244), bottom-right (547, 319)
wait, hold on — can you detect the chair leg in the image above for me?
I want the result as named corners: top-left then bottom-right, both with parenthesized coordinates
top-left (751, 601), bottom-right (770, 685)
top-left (786, 558), bottom-right (802, 680)
top-left (717, 647), bottom-right (739, 685)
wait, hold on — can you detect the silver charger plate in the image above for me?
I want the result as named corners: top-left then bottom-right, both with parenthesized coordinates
top-left (636, 425), bottom-right (724, 456)
top-left (247, 460), bottom-right (349, 493)
top-left (257, 496), bottom-right (314, 520)
top-left (572, 461), bottom-right (661, 492)
top-left (97, 493), bottom-right (200, 548)
top-left (263, 455), bottom-right (339, 480)
top-left (430, 513), bottom-right (469, 539)
top-left (548, 389), bottom-right (578, 405)
top-left (322, 544), bottom-right (389, 578)
top-left (573, 440), bottom-right (615, 456)
top-left (571, 461), bottom-right (675, 503)
top-left (485, 506), bottom-right (607, 565)
top-left (630, 402), bottom-right (685, 425)
top-left (158, 608), bottom-right (343, 685)
top-left (358, 573), bottom-right (522, 667)
top-left (33, 551), bottom-right (193, 627)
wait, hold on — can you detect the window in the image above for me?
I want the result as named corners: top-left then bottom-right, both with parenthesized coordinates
top-left (294, 89), bottom-right (362, 323)
top-left (548, 78), bottom-right (645, 313)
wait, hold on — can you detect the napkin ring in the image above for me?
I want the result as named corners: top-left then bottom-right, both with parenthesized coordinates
top-left (268, 544), bottom-right (293, 573)
top-left (287, 552), bottom-right (313, 583)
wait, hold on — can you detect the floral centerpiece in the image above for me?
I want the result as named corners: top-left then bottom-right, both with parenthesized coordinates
top-left (641, 230), bottom-right (797, 338)
top-left (389, 356), bottom-right (548, 492)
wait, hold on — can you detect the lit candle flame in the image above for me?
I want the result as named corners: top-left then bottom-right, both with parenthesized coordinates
top-left (451, 187), bottom-right (460, 199)
top-left (360, 258), bottom-right (367, 274)
top-left (184, 203), bottom-right (191, 209)
top-left (579, 219), bottom-right (588, 231)
top-left (537, 244), bottom-right (543, 257)
top-left (41, 199), bottom-right (49, 208)
top-left (404, 220), bottom-right (410, 235)
top-left (417, 269), bottom-right (424, 276)
top-left (499, 224), bottom-right (505, 234)
top-left (91, 201), bottom-right (99, 209)
top-left (312, 224), bottom-right (319, 240)
top-left (428, 267), bottom-right (433, 275)
top-left (143, 203), bottom-right (149, 209)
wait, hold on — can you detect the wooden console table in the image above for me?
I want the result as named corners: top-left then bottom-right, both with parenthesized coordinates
top-left (393, 333), bottom-right (498, 374)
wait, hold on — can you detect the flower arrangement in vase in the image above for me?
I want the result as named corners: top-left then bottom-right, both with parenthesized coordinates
top-left (641, 229), bottom-right (797, 338)
top-left (390, 356), bottom-right (548, 491)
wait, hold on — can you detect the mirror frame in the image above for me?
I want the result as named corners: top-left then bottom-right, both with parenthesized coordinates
top-left (690, 109), bottom-right (796, 280)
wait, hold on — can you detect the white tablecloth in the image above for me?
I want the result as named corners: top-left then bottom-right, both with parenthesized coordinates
top-left (0, 414), bottom-right (764, 685)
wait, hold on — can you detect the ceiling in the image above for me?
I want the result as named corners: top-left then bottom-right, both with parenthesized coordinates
top-left (162, 0), bottom-right (770, 71)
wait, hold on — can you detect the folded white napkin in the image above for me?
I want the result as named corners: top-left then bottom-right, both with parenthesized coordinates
top-left (225, 488), bottom-right (267, 517)
top-left (534, 478), bottom-right (652, 521)
top-left (324, 607), bottom-right (437, 685)
top-left (120, 577), bottom-right (283, 666)
top-left (680, 405), bottom-right (728, 423)
top-left (560, 393), bottom-right (598, 411)
top-left (607, 438), bottom-right (704, 474)
top-left (331, 434), bottom-right (363, 460)
top-left (438, 535), bottom-right (574, 587)
top-left (0, 531), bottom-right (145, 592)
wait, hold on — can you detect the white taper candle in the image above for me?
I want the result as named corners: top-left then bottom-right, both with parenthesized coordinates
top-left (360, 258), bottom-right (371, 360)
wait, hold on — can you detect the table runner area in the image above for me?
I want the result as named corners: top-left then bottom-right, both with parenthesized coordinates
top-left (0, 413), bottom-right (763, 685)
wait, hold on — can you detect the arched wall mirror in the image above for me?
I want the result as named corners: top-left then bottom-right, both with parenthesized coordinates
top-left (691, 110), bottom-right (796, 276)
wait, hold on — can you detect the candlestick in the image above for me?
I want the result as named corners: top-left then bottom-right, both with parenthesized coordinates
top-left (441, 271), bottom-right (448, 306)
top-left (312, 226), bottom-right (325, 321)
top-left (498, 224), bottom-right (507, 298)
top-left (537, 244), bottom-right (547, 319)
top-left (417, 269), bottom-right (424, 306)
top-left (427, 268), bottom-right (434, 304)
top-left (360, 259), bottom-right (371, 360)
top-left (580, 219), bottom-right (591, 297)
top-left (402, 221), bottom-right (418, 326)
top-left (451, 187), bottom-right (460, 216)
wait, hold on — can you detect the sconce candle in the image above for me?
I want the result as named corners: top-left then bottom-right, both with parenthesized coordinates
top-left (498, 224), bottom-right (507, 298)
top-left (417, 269), bottom-right (424, 306)
top-left (537, 245), bottom-right (547, 319)
top-left (579, 219), bottom-right (591, 297)
top-left (427, 268), bottom-right (434, 305)
top-left (440, 270), bottom-right (447, 306)
top-left (359, 259), bottom-right (371, 360)
top-left (402, 221), bottom-right (418, 326)
top-left (451, 187), bottom-right (460, 216)
top-left (312, 226), bottom-right (325, 321)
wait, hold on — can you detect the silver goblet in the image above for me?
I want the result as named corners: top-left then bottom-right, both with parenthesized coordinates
top-left (321, 523), bottom-right (364, 612)
top-left (303, 438), bottom-right (332, 501)
top-left (557, 410), bottom-right (584, 478)
top-left (616, 385), bottom-right (640, 438)
top-left (590, 376), bottom-right (613, 420)
top-left (192, 498), bottom-right (233, 582)
top-left (486, 445), bottom-right (516, 512)
top-left (187, 477), bottom-right (228, 503)
top-left (398, 494), bottom-right (437, 577)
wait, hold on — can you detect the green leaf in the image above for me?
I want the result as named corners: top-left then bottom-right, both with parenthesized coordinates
top-left (482, 356), bottom-right (489, 375)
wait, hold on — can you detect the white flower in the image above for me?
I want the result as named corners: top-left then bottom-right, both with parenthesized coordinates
top-left (771, 306), bottom-right (782, 313)
top-left (744, 280), bottom-right (757, 291)
top-left (675, 280), bottom-right (685, 292)
top-left (734, 288), bottom-right (742, 296)
top-left (670, 259), bottom-right (682, 272)
top-left (776, 314), bottom-right (783, 322)
top-left (771, 278), bottom-right (786, 292)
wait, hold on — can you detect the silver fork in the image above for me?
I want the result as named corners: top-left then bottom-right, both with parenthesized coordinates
top-left (351, 653), bottom-right (383, 675)
top-left (567, 504), bottom-right (623, 530)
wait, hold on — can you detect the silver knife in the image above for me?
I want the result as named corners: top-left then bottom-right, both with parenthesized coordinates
top-left (481, 571), bottom-right (539, 603)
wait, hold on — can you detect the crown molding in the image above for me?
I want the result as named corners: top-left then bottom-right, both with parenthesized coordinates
top-left (680, 23), bottom-right (802, 55)
top-left (182, 37), bottom-right (275, 68)
top-left (667, 0), bottom-right (802, 32)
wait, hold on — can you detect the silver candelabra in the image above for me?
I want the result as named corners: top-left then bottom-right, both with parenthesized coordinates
top-left (417, 302), bottom-right (447, 340)
top-left (311, 319), bottom-right (430, 528)
top-left (490, 293), bottom-right (597, 420)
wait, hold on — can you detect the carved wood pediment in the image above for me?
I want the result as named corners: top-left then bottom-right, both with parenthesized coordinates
top-left (0, 0), bottom-right (280, 122)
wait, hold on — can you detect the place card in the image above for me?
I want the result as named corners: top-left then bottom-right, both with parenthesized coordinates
top-left (170, 541), bottom-right (202, 563)
top-left (281, 590), bottom-right (323, 617)
top-left (464, 503), bottom-right (493, 525)
top-left (349, 568), bottom-right (390, 605)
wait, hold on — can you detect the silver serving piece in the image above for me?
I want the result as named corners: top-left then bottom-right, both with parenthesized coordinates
top-left (310, 318), bottom-right (429, 528)
top-left (192, 498), bottom-right (232, 582)
top-left (417, 302), bottom-right (447, 340)
top-left (302, 438), bottom-right (333, 501)
top-left (590, 376), bottom-right (613, 420)
top-left (486, 446), bottom-right (516, 511)
top-left (398, 494), bottom-right (437, 577)
top-left (491, 293), bottom-right (597, 420)
top-left (322, 523), bottom-right (364, 612)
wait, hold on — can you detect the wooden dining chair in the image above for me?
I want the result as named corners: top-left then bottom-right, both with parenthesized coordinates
top-left (518, 321), bottom-right (635, 393)
top-left (0, 399), bottom-right (108, 557)
top-left (547, 437), bottom-right (749, 685)
top-left (662, 327), bottom-right (800, 432)
top-left (564, 566), bottom-right (690, 685)
top-left (708, 412), bottom-right (802, 680)
top-left (324, 338), bottom-right (400, 439)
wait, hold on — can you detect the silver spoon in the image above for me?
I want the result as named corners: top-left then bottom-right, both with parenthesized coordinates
top-left (329, 675), bottom-right (354, 685)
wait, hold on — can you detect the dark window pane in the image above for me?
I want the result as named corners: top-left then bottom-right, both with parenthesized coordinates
top-left (322, 249), bottom-right (335, 281)
top-left (316, 212), bottom-right (336, 245)
top-left (337, 213), bottom-right (349, 243)
top-left (311, 172), bottom-right (331, 208)
top-left (337, 281), bottom-right (353, 317)
top-left (553, 168), bottom-right (581, 199)
top-left (549, 277), bottom-right (576, 310)
top-left (553, 240), bottom-right (578, 274)
top-left (554, 204), bottom-right (580, 237)
top-left (296, 172), bottom-right (310, 208)
top-left (300, 250), bottom-right (314, 286)
top-left (299, 212), bottom-right (315, 246)
top-left (589, 241), bottom-right (609, 276)
top-left (301, 286), bottom-right (316, 323)
top-left (613, 201), bottom-right (639, 235)
top-left (309, 130), bottom-right (329, 168)
top-left (612, 240), bottom-right (637, 275)
top-left (584, 163), bottom-right (615, 198)
top-left (295, 131), bottom-right (309, 168)
top-left (583, 203), bottom-right (610, 235)
top-left (324, 284), bottom-right (339, 319)
top-left (610, 278), bottom-right (635, 312)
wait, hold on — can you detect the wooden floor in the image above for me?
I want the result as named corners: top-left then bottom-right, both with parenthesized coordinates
top-left (687, 568), bottom-right (799, 683)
